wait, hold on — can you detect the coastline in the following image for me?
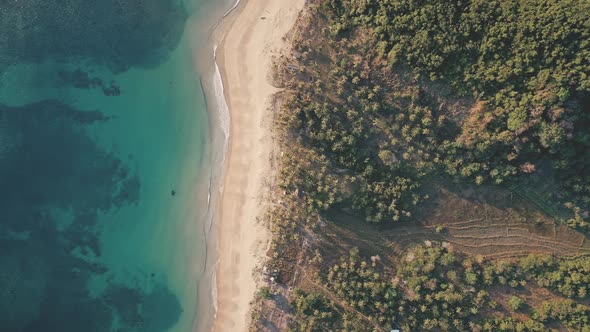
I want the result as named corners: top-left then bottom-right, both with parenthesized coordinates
top-left (211, 0), bottom-right (305, 330)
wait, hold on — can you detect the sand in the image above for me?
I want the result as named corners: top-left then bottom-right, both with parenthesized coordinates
top-left (212, 0), bottom-right (305, 331)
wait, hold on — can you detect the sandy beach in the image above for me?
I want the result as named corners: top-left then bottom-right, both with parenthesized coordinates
top-left (212, 0), bottom-right (305, 331)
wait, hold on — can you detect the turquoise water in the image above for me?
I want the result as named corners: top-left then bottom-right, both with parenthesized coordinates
top-left (0, 0), bottom-right (228, 331)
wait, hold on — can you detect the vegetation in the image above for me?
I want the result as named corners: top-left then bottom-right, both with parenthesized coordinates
top-left (287, 243), bottom-right (590, 331)
top-left (276, 0), bottom-right (590, 224)
top-left (520, 254), bottom-right (590, 298)
top-left (259, 286), bottom-right (273, 299)
top-left (533, 299), bottom-right (590, 331)
top-left (291, 289), bottom-right (337, 332)
top-left (480, 317), bottom-right (546, 332)
top-left (254, 0), bottom-right (590, 331)
top-left (325, 247), bottom-right (399, 327)
top-left (325, 0), bottom-right (590, 188)
top-left (508, 296), bottom-right (524, 311)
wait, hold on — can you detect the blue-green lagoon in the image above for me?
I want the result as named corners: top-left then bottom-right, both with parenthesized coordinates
top-left (0, 0), bottom-right (231, 331)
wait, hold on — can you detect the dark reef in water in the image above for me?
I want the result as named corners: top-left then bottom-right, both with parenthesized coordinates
top-left (57, 69), bottom-right (122, 96)
top-left (57, 69), bottom-right (104, 89)
top-left (0, 101), bottom-right (182, 331)
top-left (0, 0), bottom-right (188, 330)
top-left (0, 0), bottom-right (187, 72)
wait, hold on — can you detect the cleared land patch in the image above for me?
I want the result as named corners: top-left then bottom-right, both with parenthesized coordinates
top-left (324, 185), bottom-right (590, 261)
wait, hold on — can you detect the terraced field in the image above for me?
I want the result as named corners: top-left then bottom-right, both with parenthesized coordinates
top-left (419, 187), bottom-right (590, 259)
top-left (327, 186), bottom-right (590, 260)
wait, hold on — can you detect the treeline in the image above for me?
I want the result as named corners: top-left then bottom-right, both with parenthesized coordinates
top-left (257, 0), bottom-right (590, 330)
top-left (324, 0), bottom-right (590, 185)
top-left (290, 243), bottom-right (590, 331)
top-left (276, 0), bottom-right (590, 224)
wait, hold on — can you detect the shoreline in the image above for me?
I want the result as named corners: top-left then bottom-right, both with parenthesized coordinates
top-left (211, 0), bottom-right (305, 330)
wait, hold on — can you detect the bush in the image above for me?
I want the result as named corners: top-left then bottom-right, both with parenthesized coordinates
top-left (508, 296), bottom-right (524, 311)
top-left (259, 286), bottom-right (272, 299)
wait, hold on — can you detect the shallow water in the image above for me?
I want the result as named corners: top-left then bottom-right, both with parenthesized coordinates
top-left (0, 0), bottom-right (229, 331)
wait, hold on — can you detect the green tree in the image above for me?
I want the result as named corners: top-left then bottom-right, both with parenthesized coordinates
top-left (508, 296), bottom-right (524, 311)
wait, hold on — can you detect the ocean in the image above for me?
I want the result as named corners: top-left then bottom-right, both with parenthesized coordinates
top-left (0, 0), bottom-right (233, 331)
